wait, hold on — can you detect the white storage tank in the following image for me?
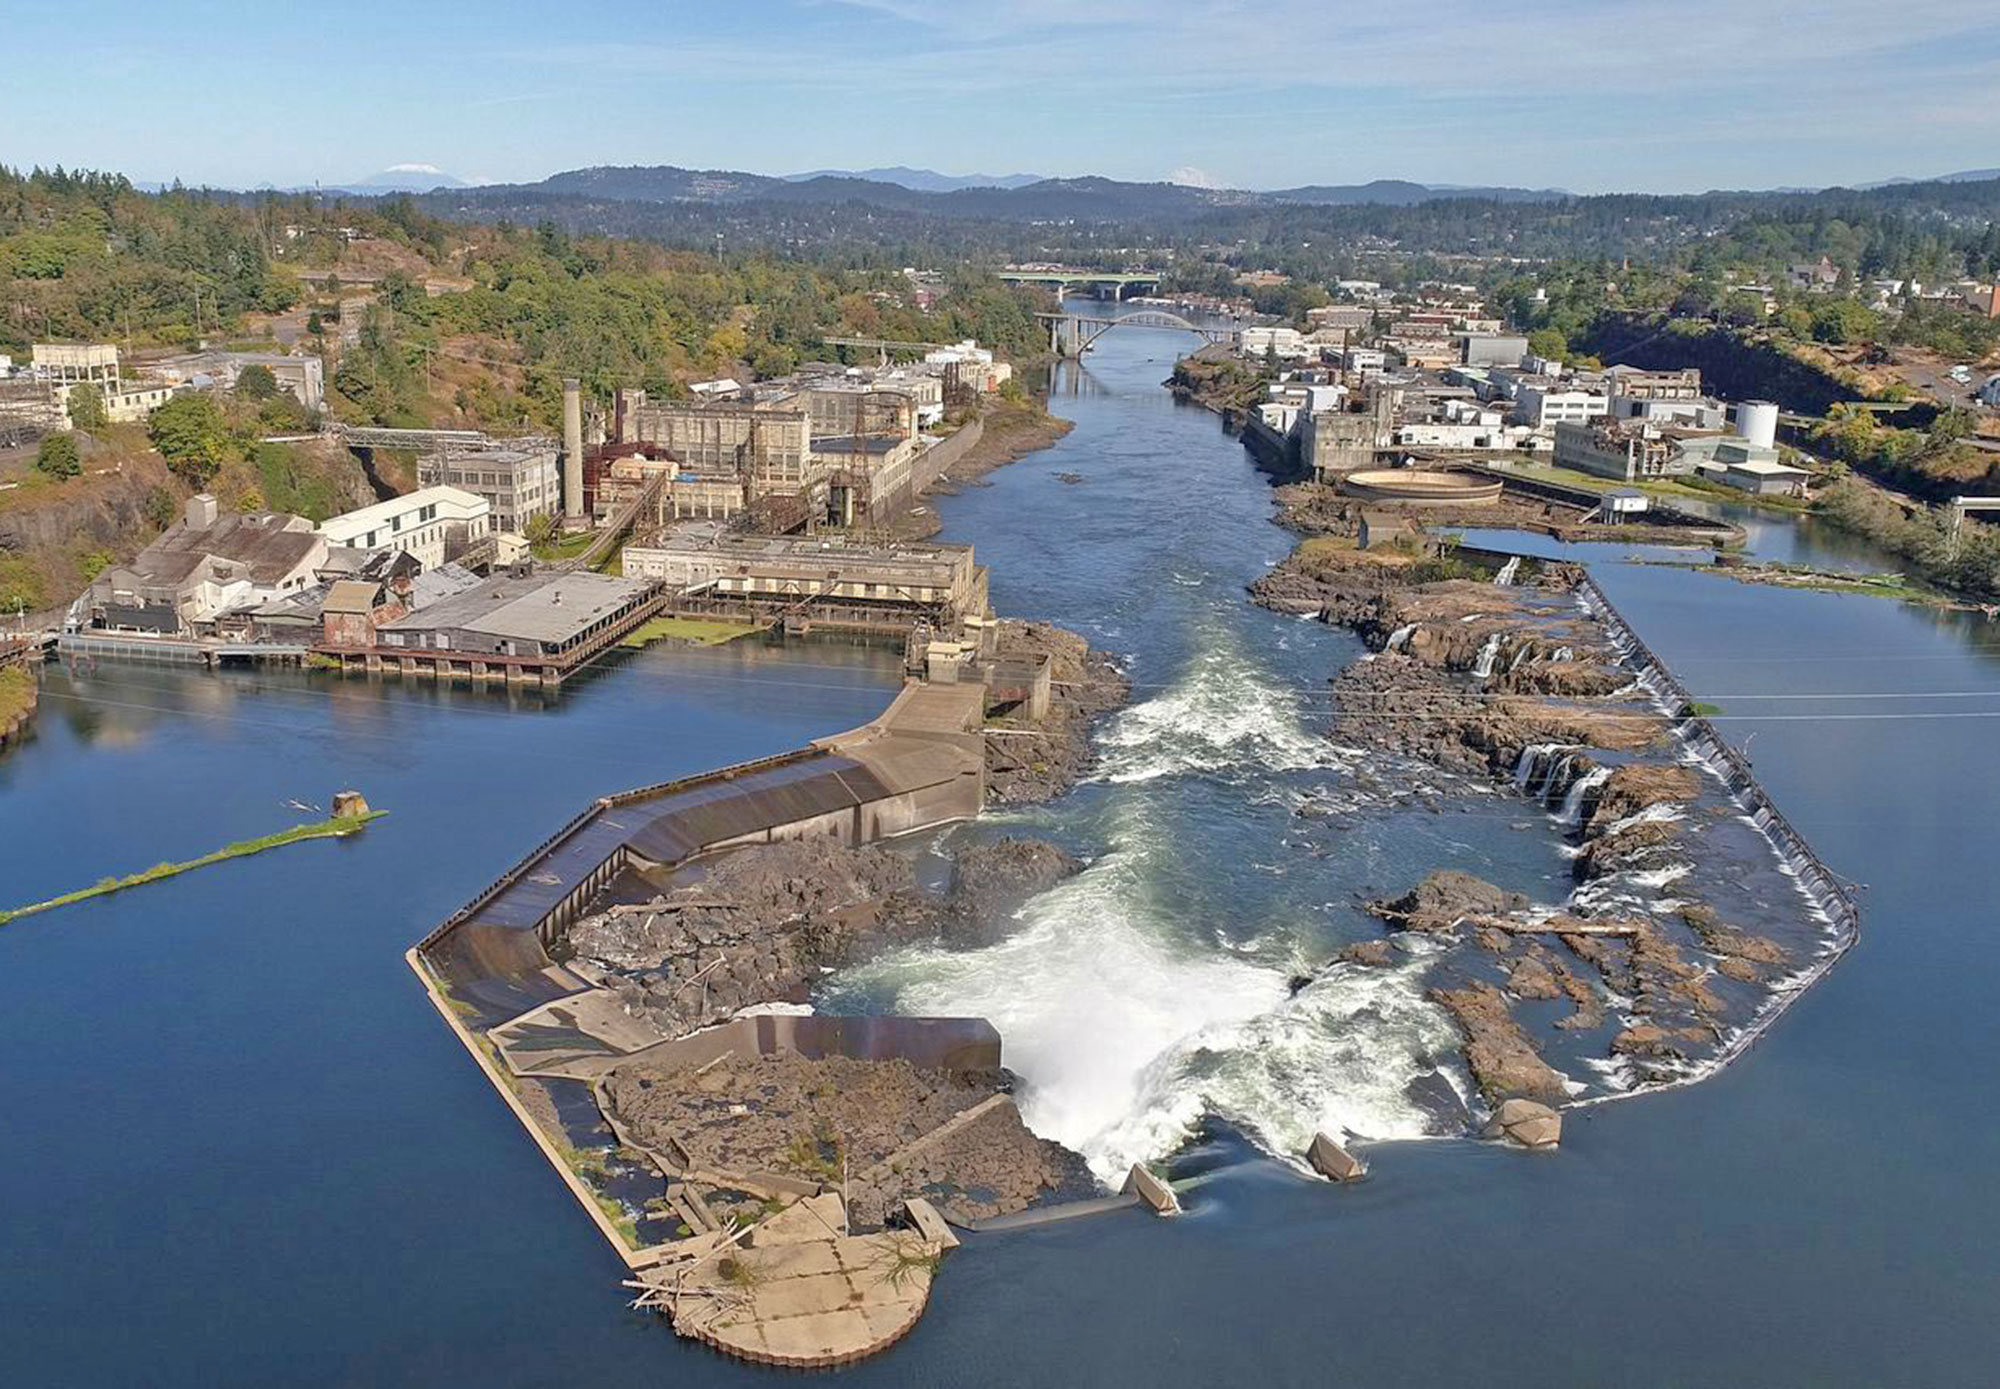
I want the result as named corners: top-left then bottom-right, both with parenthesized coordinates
top-left (1736, 399), bottom-right (1779, 451)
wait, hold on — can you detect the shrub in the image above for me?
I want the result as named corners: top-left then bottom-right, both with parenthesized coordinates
top-left (34, 432), bottom-right (81, 479)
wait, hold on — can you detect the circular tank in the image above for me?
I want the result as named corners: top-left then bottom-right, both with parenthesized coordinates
top-left (1339, 469), bottom-right (1505, 506)
top-left (1736, 400), bottom-right (1780, 451)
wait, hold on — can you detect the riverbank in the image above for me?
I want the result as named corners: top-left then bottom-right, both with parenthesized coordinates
top-left (0, 664), bottom-right (35, 753)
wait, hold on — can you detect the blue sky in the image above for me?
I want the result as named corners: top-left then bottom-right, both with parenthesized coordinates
top-left (4, 0), bottom-right (1998, 193)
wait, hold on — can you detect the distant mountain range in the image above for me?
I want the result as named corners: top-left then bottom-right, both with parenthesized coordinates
top-left (348, 164), bottom-right (473, 193)
top-left (784, 166), bottom-right (1044, 192)
top-left (430, 165), bottom-right (1573, 221)
top-left (1858, 167), bottom-right (2000, 189)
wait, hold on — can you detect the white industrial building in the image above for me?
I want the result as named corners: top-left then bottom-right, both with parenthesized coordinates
top-left (318, 487), bottom-right (491, 571)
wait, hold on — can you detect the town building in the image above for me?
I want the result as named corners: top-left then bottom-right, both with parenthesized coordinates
top-left (318, 486), bottom-right (491, 571)
top-left (1553, 419), bottom-right (1693, 481)
top-left (1238, 326), bottom-right (1311, 360)
top-left (31, 343), bottom-right (178, 427)
top-left (623, 531), bottom-right (985, 631)
top-left (142, 350), bottom-right (325, 414)
top-left (1460, 333), bottom-right (1529, 368)
top-left (1716, 449), bottom-right (1811, 496)
top-left (419, 440), bottom-right (561, 535)
top-left (81, 494), bottom-right (325, 634)
top-left (362, 570), bottom-right (662, 684)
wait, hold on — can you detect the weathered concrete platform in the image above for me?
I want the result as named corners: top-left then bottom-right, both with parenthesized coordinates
top-left (630, 1194), bottom-right (941, 1369)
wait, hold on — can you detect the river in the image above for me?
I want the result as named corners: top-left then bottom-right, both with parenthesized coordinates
top-left (3, 321), bottom-right (1999, 1385)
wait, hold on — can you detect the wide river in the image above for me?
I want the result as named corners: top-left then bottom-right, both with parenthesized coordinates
top-left (4, 323), bottom-right (1998, 1385)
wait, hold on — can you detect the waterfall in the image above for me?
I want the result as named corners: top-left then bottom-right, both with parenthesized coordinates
top-left (1385, 623), bottom-right (1416, 652)
top-left (1541, 753), bottom-right (1579, 806)
top-left (1493, 556), bottom-right (1521, 586)
top-left (1514, 743), bottom-right (1560, 794)
top-left (1558, 766), bottom-right (1613, 826)
top-left (1508, 643), bottom-right (1534, 673)
top-left (1552, 646), bottom-right (1574, 663)
top-left (1471, 634), bottom-right (1502, 680)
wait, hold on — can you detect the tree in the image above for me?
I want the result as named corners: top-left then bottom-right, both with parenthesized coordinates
top-left (1526, 327), bottom-right (1568, 361)
top-left (141, 485), bottom-right (178, 530)
top-left (65, 382), bottom-right (107, 429)
top-left (1810, 299), bottom-right (1879, 345)
top-left (147, 393), bottom-right (229, 487)
top-left (235, 364), bottom-right (277, 399)
top-left (523, 511), bottom-right (559, 548)
top-left (34, 432), bottom-right (80, 479)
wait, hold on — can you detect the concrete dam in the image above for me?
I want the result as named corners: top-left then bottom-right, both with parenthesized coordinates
top-left (415, 679), bottom-right (989, 1021)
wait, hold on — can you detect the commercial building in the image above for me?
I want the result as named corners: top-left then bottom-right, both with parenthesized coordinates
top-left (82, 494), bottom-right (325, 633)
top-left (318, 486), bottom-right (492, 571)
top-left (617, 391), bottom-right (815, 496)
top-left (419, 440), bottom-right (561, 535)
top-left (1238, 326), bottom-right (1311, 360)
top-left (1604, 366), bottom-right (1704, 401)
top-left (1512, 380), bottom-right (1609, 428)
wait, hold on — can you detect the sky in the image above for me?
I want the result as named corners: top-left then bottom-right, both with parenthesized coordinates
top-left (4, 0), bottom-right (1998, 195)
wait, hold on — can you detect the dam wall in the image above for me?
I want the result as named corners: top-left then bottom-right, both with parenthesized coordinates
top-left (1573, 571), bottom-right (1861, 940)
top-left (417, 680), bottom-right (988, 1019)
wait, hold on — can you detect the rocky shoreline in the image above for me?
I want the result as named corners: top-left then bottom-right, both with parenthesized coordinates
top-left (1254, 528), bottom-right (1815, 1124)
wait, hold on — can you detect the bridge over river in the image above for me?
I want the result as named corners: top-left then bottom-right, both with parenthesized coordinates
top-left (1038, 309), bottom-right (1238, 358)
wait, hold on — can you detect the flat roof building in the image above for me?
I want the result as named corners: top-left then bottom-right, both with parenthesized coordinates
top-left (374, 570), bottom-right (658, 666)
top-left (319, 486), bottom-right (491, 571)
top-left (419, 441), bottom-right (560, 535)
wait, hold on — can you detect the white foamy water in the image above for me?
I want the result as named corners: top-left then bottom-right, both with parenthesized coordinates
top-left (835, 833), bottom-right (1291, 1179)
top-left (1096, 626), bottom-right (1337, 784)
top-left (834, 622), bottom-right (1461, 1178)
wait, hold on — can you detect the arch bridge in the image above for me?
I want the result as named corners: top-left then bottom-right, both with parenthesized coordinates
top-left (1038, 310), bottom-right (1237, 358)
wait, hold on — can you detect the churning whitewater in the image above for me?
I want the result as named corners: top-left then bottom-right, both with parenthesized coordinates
top-left (832, 622), bottom-right (1471, 1180)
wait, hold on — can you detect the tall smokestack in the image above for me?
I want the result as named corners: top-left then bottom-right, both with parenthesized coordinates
top-left (562, 378), bottom-right (584, 520)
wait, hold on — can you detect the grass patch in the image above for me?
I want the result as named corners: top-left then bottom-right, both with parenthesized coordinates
top-left (621, 616), bottom-right (763, 649)
top-left (530, 531), bottom-right (599, 562)
top-left (0, 810), bottom-right (386, 926)
top-left (0, 665), bottom-right (34, 725)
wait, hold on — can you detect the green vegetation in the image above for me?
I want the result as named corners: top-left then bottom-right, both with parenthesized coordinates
top-left (0, 665), bottom-right (34, 726)
top-left (33, 432), bottom-right (79, 479)
top-left (65, 382), bottom-right (106, 429)
top-left (1813, 480), bottom-right (2000, 601)
top-left (621, 616), bottom-right (762, 648)
top-left (0, 810), bottom-right (386, 927)
top-left (1809, 403), bottom-right (1998, 497)
top-left (147, 393), bottom-right (229, 487)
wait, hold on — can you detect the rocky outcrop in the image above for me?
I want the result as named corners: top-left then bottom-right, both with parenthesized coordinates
top-left (940, 838), bottom-right (1081, 948)
top-left (601, 1052), bottom-right (1094, 1230)
top-left (1371, 871), bottom-right (1527, 934)
top-left (984, 620), bottom-right (1129, 805)
top-left (1428, 980), bottom-right (1570, 1105)
top-left (1582, 764), bottom-right (1701, 834)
